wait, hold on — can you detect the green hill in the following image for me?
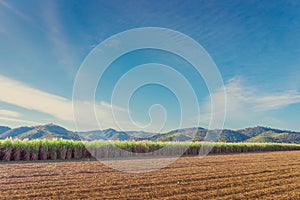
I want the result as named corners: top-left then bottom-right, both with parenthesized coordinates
top-left (0, 124), bottom-right (299, 144)
top-left (246, 131), bottom-right (300, 144)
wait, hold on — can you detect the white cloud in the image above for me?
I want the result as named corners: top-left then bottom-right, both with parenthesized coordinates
top-left (254, 91), bottom-right (300, 111)
top-left (72, 100), bottom-right (125, 131)
top-left (0, 75), bottom-right (73, 121)
top-left (99, 101), bottom-right (127, 112)
top-left (0, 116), bottom-right (40, 127)
top-left (74, 100), bottom-right (163, 132)
top-left (0, 75), bottom-right (133, 131)
top-left (224, 77), bottom-right (300, 112)
top-left (3, 74), bottom-right (299, 131)
top-left (0, 109), bottom-right (20, 117)
top-left (201, 76), bottom-right (300, 129)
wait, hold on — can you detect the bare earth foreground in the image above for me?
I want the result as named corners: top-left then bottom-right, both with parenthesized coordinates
top-left (0, 151), bottom-right (299, 199)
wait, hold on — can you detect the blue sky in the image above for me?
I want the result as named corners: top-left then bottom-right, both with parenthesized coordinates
top-left (0, 0), bottom-right (300, 132)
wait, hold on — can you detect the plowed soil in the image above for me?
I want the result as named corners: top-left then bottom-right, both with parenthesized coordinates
top-left (0, 151), bottom-right (299, 199)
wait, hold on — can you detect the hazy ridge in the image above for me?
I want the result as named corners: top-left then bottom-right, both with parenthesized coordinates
top-left (0, 123), bottom-right (299, 144)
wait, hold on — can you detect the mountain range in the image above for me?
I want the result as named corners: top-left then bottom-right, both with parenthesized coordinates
top-left (0, 123), bottom-right (299, 144)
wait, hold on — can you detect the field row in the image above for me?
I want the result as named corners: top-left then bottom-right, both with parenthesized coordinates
top-left (1, 139), bottom-right (300, 161)
top-left (0, 151), bottom-right (299, 199)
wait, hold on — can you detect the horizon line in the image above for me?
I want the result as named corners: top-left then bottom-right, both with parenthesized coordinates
top-left (1, 123), bottom-right (299, 134)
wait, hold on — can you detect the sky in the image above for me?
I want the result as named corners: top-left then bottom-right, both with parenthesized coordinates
top-left (0, 0), bottom-right (300, 132)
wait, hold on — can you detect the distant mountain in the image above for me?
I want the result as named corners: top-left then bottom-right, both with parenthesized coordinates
top-left (143, 128), bottom-right (250, 142)
top-left (126, 131), bottom-right (155, 138)
top-left (0, 124), bottom-right (80, 140)
top-left (0, 124), bottom-right (299, 144)
top-left (246, 131), bottom-right (300, 143)
top-left (78, 128), bottom-right (130, 141)
top-left (238, 126), bottom-right (289, 137)
top-left (0, 126), bottom-right (11, 135)
top-left (137, 126), bottom-right (299, 143)
top-left (0, 126), bottom-right (35, 139)
top-left (78, 129), bottom-right (156, 141)
top-left (218, 129), bottom-right (251, 142)
top-left (139, 127), bottom-right (205, 141)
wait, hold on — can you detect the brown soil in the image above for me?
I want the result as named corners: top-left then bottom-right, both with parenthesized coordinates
top-left (0, 151), bottom-right (299, 199)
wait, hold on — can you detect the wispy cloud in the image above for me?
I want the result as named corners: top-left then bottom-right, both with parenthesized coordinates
top-left (74, 100), bottom-right (165, 132)
top-left (224, 77), bottom-right (300, 112)
top-left (3, 74), bottom-right (299, 131)
top-left (0, 109), bottom-right (20, 117)
top-left (0, 75), bottom-right (73, 121)
top-left (0, 0), bottom-right (32, 22)
top-left (40, 1), bottom-right (76, 77)
top-left (0, 75), bottom-right (132, 131)
top-left (254, 91), bottom-right (300, 111)
top-left (0, 116), bottom-right (40, 127)
top-left (201, 76), bottom-right (300, 129)
top-left (99, 101), bottom-right (127, 112)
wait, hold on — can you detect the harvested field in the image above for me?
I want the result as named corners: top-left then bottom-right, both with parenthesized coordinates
top-left (0, 151), bottom-right (299, 199)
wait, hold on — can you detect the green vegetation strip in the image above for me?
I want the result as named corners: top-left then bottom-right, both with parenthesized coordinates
top-left (0, 139), bottom-right (300, 161)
